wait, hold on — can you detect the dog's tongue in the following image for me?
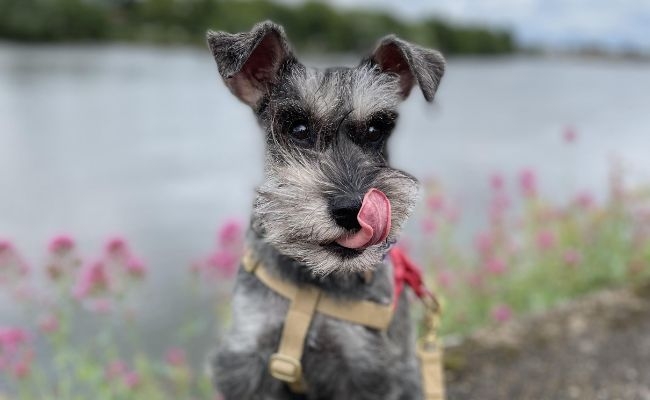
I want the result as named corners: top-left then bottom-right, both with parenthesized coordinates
top-left (335, 188), bottom-right (391, 249)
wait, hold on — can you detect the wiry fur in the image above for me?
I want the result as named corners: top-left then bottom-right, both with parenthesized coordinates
top-left (206, 20), bottom-right (446, 400)
top-left (288, 65), bottom-right (402, 122)
top-left (256, 145), bottom-right (418, 276)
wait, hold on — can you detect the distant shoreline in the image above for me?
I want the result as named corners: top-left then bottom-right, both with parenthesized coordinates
top-left (0, 40), bottom-right (647, 64)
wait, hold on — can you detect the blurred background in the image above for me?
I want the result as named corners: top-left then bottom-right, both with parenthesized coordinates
top-left (1, 1), bottom-right (649, 399)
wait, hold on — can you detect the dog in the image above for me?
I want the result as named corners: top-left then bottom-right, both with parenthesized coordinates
top-left (206, 21), bottom-right (445, 400)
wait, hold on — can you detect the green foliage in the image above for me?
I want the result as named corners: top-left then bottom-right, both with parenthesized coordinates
top-left (417, 166), bottom-right (650, 337)
top-left (0, 0), bottom-right (515, 54)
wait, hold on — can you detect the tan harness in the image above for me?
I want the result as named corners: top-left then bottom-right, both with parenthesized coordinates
top-left (242, 251), bottom-right (446, 399)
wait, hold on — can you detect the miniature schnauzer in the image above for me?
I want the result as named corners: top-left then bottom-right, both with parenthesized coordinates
top-left (207, 21), bottom-right (445, 400)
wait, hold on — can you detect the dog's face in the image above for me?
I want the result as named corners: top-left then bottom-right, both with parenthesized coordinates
top-left (208, 21), bottom-right (445, 276)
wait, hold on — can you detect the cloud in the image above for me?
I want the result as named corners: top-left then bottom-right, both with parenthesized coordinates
top-left (288, 0), bottom-right (650, 52)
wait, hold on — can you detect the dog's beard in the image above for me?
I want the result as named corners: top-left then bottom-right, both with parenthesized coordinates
top-left (254, 151), bottom-right (419, 276)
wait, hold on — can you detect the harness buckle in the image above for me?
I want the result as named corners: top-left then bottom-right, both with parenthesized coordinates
top-left (269, 353), bottom-right (302, 383)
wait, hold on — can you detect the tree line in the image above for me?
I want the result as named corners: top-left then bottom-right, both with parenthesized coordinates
top-left (0, 0), bottom-right (515, 55)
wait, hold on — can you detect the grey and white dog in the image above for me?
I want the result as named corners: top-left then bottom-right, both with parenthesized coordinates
top-left (207, 21), bottom-right (445, 400)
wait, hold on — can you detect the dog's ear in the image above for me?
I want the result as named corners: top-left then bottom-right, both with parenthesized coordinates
top-left (370, 35), bottom-right (446, 102)
top-left (207, 21), bottom-right (294, 107)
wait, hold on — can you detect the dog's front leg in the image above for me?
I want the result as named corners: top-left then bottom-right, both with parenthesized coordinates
top-left (213, 273), bottom-right (293, 399)
top-left (213, 347), bottom-right (294, 400)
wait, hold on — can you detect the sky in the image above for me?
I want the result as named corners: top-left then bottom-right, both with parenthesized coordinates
top-left (287, 0), bottom-right (650, 53)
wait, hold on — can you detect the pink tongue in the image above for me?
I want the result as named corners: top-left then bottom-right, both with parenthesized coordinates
top-left (335, 188), bottom-right (392, 249)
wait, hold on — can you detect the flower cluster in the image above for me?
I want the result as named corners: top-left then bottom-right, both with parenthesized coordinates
top-left (192, 219), bottom-right (245, 281)
top-left (105, 360), bottom-right (141, 390)
top-left (417, 159), bottom-right (650, 336)
top-left (0, 327), bottom-right (32, 380)
top-left (0, 240), bottom-right (29, 286)
top-left (63, 236), bottom-right (147, 313)
top-left (0, 232), bottom-right (226, 399)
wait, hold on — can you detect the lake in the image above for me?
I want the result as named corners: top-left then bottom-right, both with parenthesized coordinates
top-left (0, 43), bottom-right (649, 359)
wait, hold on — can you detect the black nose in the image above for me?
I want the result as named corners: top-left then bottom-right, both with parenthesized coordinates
top-left (330, 196), bottom-right (362, 230)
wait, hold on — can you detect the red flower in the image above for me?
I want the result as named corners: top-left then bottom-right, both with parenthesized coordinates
top-left (123, 371), bottom-right (141, 389)
top-left (165, 347), bottom-right (187, 367)
top-left (73, 260), bottom-right (111, 299)
top-left (125, 256), bottom-right (147, 279)
top-left (563, 126), bottom-right (577, 143)
top-left (485, 258), bottom-right (507, 275)
top-left (519, 169), bottom-right (537, 198)
top-left (105, 236), bottom-right (131, 260)
top-left (48, 235), bottom-right (75, 254)
top-left (536, 230), bottom-right (556, 251)
top-left (218, 219), bottom-right (244, 247)
top-left (563, 249), bottom-right (582, 267)
top-left (490, 173), bottom-right (505, 191)
top-left (491, 304), bottom-right (513, 323)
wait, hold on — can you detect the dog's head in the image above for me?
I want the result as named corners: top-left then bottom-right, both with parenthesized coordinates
top-left (207, 21), bottom-right (445, 276)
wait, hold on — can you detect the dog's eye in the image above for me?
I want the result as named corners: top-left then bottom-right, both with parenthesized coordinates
top-left (361, 114), bottom-right (395, 145)
top-left (366, 125), bottom-right (382, 142)
top-left (290, 122), bottom-right (310, 142)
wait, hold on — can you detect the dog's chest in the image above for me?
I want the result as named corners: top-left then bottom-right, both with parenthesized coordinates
top-left (224, 266), bottom-right (397, 360)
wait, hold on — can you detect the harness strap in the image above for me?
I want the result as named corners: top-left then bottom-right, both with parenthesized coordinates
top-left (242, 251), bottom-right (394, 393)
top-left (243, 251), bottom-right (393, 330)
top-left (270, 284), bottom-right (320, 393)
top-left (418, 343), bottom-right (445, 400)
top-left (390, 247), bottom-right (446, 400)
top-left (242, 249), bottom-right (445, 399)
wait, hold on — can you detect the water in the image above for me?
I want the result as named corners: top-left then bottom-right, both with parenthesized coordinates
top-left (1, 43), bottom-right (649, 355)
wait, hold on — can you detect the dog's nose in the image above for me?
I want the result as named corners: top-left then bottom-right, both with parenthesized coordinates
top-left (330, 197), bottom-right (362, 230)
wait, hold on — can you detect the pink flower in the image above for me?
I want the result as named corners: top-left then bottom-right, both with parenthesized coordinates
top-left (105, 360), bottom-right (127, 381)
top-left (125, 256), bottom-right (147, 279)
top-left (0, 239), bottom-right (13, 255)
top-left (0, 328), bottom-right (32, 379)
top-left (123, 371), bottom-right (141, 389)
top-left (48, 234), bottom-right (75, 254)
top-left (105, 236), bottom-right (130, 260)
top-left (536, 230), bottom-right (556, 251)
top-left (574, 191), bottom-right (594, 209)
top-left (563, 249), bottom-right (582, 267)
top-left (207, 249), bottom-right (239, 278)
top-left (489, 193), bottom-right (510, 223)
top-left (165, 347), bottom-right (187, 367)
top-left (12, 357), bottom-right (32, 380)
top-left (426, 194), bottom-right (445, 213)
top-left (73, 260), bottom-right (111, 299)
top-left (218, 219), bottom-right (244, 247)
top-left (563, 126), bottom-right (577, 143)
top-left (485, 258), bottom-right (507, 275)
top-left (474, 232), bottom-right (494, 256)
top-left (89, 299), bottom-right (113, 314)
top-left (490, 173), bottom-right (505, 191)
top-left (491, 304), bottom-right (513, 323)
top-left (37, 314), bottom-right (59, 334)
top-left (421, 218), bottom-right (437, 235)
top-left (0, 327), bottom-right (29, 351)
top-left (0, 240), bottom-right (29, 281)
top-left (467, 272), bottom-right (484, 289)
top-left (519, 169), bottom-right (537, 198)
